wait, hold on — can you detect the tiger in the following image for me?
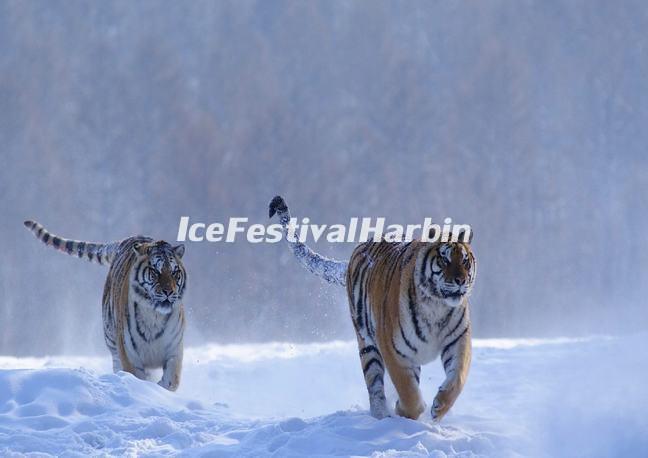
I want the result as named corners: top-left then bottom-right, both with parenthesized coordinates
top-left (24, 220), bottom-right (187, 391)
top-left (268, 196), bottom-right (476, 421)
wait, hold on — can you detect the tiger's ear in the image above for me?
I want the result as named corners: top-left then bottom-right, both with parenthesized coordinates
top-left (173, 244), bottom-right (185, 258)
top-left (133, 242), bottom-right (150, 256)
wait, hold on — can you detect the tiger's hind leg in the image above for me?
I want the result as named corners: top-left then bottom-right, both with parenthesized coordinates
top-left (356, 336), bottom-right (389, 419)
top-left (111, 353), bottom-right (122, 373)
top-left (104, 330), bottom-right (123, 373)
top-left (348, 256), bottom-right (389, 419)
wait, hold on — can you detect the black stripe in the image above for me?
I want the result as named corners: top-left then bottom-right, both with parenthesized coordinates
top-left (386, 244), bottom-right (404, 280)
top-left (419, 247), bottom-right (434, 285)
top-left (441, 327), bottom-right (468, 360)
top-left (134, 258), bottom-right (145, 276)
top-left (400, 242), bottom-right (415, 266)
top-left (363, 357), bottom-right (383, 374)
top-left (87, 243), bottom-right (98, 261)
top-left (132, 284), bottom-right (150, 300)
top-left (125, 302), bottom-right (138, 352)
top-left (362, 266), bottom-right (373, 338)
top-left (442, 307), bottom-right (466, 342)
top-left (399, 322), bottom-right (418, 353)
top-left (77, 241), bottom-right (86, 257)
top-left (350, 252), bottom-right (370, 330)
top-left (104, 331), bottom-right (116, 346)
top-left (368, 242), bottom-right (387, 260)
top-left (154, 314), bottom-right (172, 340)
top-left (443, 355), bottom-right (454, 371)
top-left (65, 240), bottom-right (74, 254)
top-left (397, 242), bottom-right (411, 258)
top-left (42, 233), bottom-right (50, 243)
top-left (360, 345), bottom-right (378, 356)
top-left (37, 227), bottom-right (43, 237)
top-left (52, 237), bottom-right (61, 248)
top-left (134, 302), bottom-right (150, 342)
top-left (407, 282), bottom-right (427, 342)
top-left (350, 259), bottom-right (363, 290)
top-left (356, 263), bottom-right (371, 330)
top-left (376, 247), bottom-right (403, 329)
top-left (129, 327), bottom-right (139, 352)
top-left (392, 337), bottom-right (409, 360)
top-left (438, 309), bottom-right (454, 331)
top-left (355, 286), bottom-right (365, 329)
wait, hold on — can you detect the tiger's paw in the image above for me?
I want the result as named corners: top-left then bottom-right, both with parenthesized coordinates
top-left (431, 386), bottom-right (455, 421)
top-left (395, 399), bottom-right (425, 420)
top-left (369, 396), bottom-right (390, 419)
top-left (158, 378), bottom-right (179, 392)
top-left (370, 405), bottom-right (390, 420)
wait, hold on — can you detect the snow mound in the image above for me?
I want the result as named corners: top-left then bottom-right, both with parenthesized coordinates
top-left (0, 335), bottom-right (646, 456)
top-left (0, 369), bottom-right (199, 455)
top-left (0, 368), bottom-right (501, 457)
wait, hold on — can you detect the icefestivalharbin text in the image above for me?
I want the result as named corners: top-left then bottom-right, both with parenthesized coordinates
top-left (176, 216), bottom-right (472, 244)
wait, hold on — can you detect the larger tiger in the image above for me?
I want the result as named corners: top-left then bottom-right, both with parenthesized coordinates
top-left (269, 196), bottom-right (476, 420)
top-left (24, 221), bottom-right (187, 391)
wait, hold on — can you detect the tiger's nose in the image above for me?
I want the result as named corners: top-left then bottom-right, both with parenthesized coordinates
top-left (162, 288), bottom-right (173, 297)
top-left (454, 276), bottom-right (465, 286)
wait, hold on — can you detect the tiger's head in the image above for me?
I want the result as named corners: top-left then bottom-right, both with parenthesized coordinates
top-left (131, 241), bottom-right (186, 314)
top-left (418, 232), bottom-right (476, 308)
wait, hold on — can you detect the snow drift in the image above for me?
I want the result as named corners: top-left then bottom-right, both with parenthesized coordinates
top-left (0, 335), bottom-right (646, 457)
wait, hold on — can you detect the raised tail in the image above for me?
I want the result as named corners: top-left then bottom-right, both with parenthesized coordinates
top-left (268, 195), bottom-right (347, 286)
top-left (23, 220), bottom-right (118, 266)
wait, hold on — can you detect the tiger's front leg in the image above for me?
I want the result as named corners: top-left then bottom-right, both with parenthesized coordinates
top-left (383, 351), bottom-right (426, 420)
top-left (432, 327), bottom-right (471, 421)
top-left (159, 349), bottom-right (183, 391)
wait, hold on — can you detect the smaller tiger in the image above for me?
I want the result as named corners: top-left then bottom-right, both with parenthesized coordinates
top-left (24, 220), bottom-right (187, 391)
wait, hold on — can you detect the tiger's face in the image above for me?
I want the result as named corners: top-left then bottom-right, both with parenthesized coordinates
top-left (132, 241), bottom-right (186, 314)
top-left (420, 241), bottom-right (476, 308)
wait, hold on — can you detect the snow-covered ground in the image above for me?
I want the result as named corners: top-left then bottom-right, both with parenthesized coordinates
top-left (0, 334), bottom-right (646, 457)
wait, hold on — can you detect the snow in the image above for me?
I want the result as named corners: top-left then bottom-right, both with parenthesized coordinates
top-left (0, 335), bottom-right (646, 457)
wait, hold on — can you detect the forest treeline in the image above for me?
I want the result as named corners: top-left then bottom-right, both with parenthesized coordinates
top-left (1, 1), bottom-right (647, 354)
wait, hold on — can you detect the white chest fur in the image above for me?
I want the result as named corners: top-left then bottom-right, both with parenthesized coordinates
top-left (394, 289), bottom-right (463, 366)
top-left (124, 298), bottom-right (183, 369)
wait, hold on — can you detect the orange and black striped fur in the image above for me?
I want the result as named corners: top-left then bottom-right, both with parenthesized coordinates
top-left (24, 221), bottom-right (187, 391)
top-left (269, 196), bottom-right (476, 420)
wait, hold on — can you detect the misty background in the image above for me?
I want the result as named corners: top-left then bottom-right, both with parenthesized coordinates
top-left (1, 0), bottom-right (647, 355)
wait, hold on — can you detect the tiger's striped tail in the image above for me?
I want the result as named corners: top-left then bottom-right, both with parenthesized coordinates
top-left (268, 195), bottom-right (347, 287)
top-left (24, 220), bottom-right (118, 266)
